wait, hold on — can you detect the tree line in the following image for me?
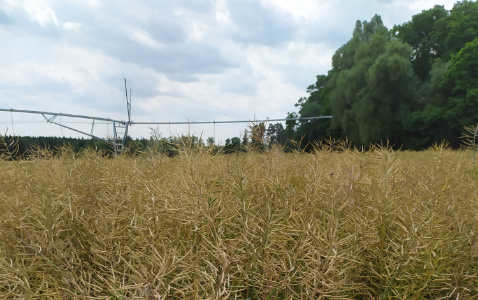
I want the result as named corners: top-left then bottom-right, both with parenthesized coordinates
top-left (288, 0), bottom-right (478, 150)
top-left (0, 122), bottom-right (290, 159)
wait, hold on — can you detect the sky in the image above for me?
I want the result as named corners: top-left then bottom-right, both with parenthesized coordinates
top-left (0, 0), bottom-right (459, 144)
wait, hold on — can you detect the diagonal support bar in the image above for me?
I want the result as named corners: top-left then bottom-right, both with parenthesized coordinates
top-left (42, 114), bottom-right (57, 123)
top-left (48, 119), bottom-right (113, 145)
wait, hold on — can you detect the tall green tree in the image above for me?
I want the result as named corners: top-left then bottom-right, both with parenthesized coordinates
top-left (290, 1), bottom-right (478, 149)
top-left (442, 38), bottom-right (478, 132)
top-left (328, 15), bottom-right (415, 147)
top-left (293, 75), bottom-right (336, 146)
top-left (284, 112), bottom-right (298, 140)
top-left (392, 5), bottom-right (449, 82)
top-left (398, 1), bottom-right (478, 148)
top-left (436, 0), bottom-right (478, 59)
top-left (403, 39), bottom-right (478, 147)
top-left (266, 123), bottom-right (286, 146)
top-left (401, 58), bottom-right (452, 148)
top-left (357, 40), bottom-right (415, 145)
top-left (224, 137), bottom-right (242, 153)
top-left (394, 1), bottom-right (478, 82)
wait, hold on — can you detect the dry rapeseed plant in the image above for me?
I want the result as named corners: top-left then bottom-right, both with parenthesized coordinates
top-left (0, 144), bottom-right (477, 299)
top-left (462, 124), bottom-right (478, 171)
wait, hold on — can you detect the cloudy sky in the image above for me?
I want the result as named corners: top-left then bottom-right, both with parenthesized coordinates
top-left (0, 0), bottom-right (458, 143)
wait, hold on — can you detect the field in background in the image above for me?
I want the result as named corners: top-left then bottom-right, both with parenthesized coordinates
top-left (1, 145), bottom-right (477, 299)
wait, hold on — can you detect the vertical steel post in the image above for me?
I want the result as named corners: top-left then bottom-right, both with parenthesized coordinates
top-left (112, 120), bottom-right (118, 153)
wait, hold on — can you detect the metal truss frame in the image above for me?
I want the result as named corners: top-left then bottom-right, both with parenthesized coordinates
top-left (1, 79), bottom-right (332, 153)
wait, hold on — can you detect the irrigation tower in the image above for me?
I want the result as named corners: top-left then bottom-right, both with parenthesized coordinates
top-left (1, 78), bottom-right (332, 153)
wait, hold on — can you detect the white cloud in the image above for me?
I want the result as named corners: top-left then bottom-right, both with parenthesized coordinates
top-left (215, 0), bottom-right (233, 26)
top-left (62, 21), bottom-right (81, 31)
top-left (261, 0), bottom-right (328, 22)
top-left (1, 0), bottom-right (22, 14)
top-left (23, 0), bottom-right (59, 27)
top-left (393, 0), bottom-right (457, 11)
top-left (83, 0), bottom-right (102, 8)
top-left (65, 0), bottom-right (102, 9)
top-left (127, 27), bottom-right (164, 50)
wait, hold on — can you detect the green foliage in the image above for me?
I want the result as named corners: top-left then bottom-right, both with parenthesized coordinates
top-left (265, 123), bottom-right (286, 146)
top-left (242, 131), bottom-right (249, 146)
top-left (0, 135), bottom-right (112, 158)
top-left (290, 1), bottom-right (478, 150)
top-left (394, 0), bottom-right (478, 81)
top-left (284, 112), bottom-right (297, 140)
top-left (403, 37), bottom-right (478, 148)
top-left (293, 75), bottom-right (337, 148)
top-left (206, 137), bottom-right (215, 147)
top-left (442, 38), bottom-right (478, 128)
top-left (439, 0), bottom-right (478, 59)
top-left (328, 16), bottom-right (415, 147)
top-left (392, 5), bottom-right (449, 81)
top-left (223, 137), bottom-right (243, 153)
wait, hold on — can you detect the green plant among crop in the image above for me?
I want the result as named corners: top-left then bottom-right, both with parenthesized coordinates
top-left (0, 143), bottom-right (477, 298)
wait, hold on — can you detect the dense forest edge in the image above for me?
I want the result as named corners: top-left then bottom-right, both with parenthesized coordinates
top-left (289, 0), bottom-right (478, 150)
top-left (2, 0), bottom-right (478, 155)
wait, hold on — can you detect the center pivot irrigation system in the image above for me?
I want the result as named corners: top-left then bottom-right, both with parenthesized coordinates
top-left (1, 79), bottom-right (332, 153)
